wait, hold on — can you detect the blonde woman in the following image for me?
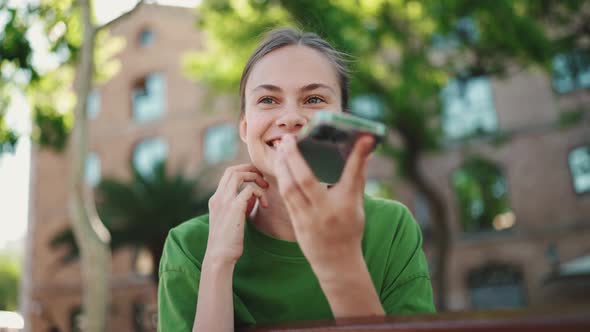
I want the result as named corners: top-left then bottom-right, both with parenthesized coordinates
top-left (158, 28), bottom-right (435, 332)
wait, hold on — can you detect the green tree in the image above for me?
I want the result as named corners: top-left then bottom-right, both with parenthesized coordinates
top-left (185, 0), bottom-right (587, 310)
top-left (1, 0), bottom-right (145, 330)
top-left (51, 161), bottom-right (212, 284)
top-left (452, 156), bottom-right (511, 233)
top-left (0, 0), bottom-right (34, 153)
top-left (0, 255), bottom-right (20, 311)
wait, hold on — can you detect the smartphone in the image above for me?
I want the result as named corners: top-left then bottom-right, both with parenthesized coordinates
top-left (296, 111), bottom-right (386, 184)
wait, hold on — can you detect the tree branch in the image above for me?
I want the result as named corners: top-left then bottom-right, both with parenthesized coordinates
top-left (96, 0), bottom-right (145, 31)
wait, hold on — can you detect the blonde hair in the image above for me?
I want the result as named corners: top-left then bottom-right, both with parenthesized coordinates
top-left (239, 28), bottom-right (351, 113)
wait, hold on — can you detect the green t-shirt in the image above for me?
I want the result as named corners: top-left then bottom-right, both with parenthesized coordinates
top-left (158, 195), bottom-right (435, 331)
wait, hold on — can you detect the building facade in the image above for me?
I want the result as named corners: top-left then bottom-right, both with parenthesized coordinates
top-left (27, 4), bottom-right (590, 331)
top-left (26, 4), bottom-right (247, 331)
top-left (385, 71), bottom-right (590, 310)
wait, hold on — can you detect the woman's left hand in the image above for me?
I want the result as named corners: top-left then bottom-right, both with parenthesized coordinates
top-left (273, 133), bottom-right (375, 281)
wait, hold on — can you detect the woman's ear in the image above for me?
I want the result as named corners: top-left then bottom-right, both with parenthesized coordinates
top-left (239, 114), bottom-right (247, 144)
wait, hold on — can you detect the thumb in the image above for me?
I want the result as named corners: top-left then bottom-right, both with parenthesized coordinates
top-left (341, 134), bottom-right (375, 191)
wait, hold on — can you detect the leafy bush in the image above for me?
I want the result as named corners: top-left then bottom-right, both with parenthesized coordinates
top-left (0, 255), bottom-right (20, 311)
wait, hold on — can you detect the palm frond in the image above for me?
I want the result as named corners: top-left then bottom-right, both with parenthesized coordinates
top-left (49, 159), bottom-right (212, 279)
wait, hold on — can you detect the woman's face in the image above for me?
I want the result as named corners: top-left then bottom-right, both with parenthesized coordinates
top-left (240, 45), bottom-right (342, 178)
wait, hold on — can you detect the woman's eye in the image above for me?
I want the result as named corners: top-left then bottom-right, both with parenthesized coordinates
top-left (259, 97), bottom-right (276, 104)
top-left (306, 96), bottom-right (324, 104)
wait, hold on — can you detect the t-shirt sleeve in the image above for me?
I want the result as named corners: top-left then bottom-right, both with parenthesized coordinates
top-left (158, 229), bottom-right (201, 332)
top-left (380, 204), bottom-right (436, 315)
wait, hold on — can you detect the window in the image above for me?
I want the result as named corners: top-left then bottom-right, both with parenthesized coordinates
top-left (133, 138), bottom-right (167, 178)
top-left (87, 89), bottom-right (100, 119)
top-left (85, 152), bottom-right (101, 187)
top-left (452, 157), bottom-right (513, 233)
top-left (350, 94), bottom-right (384, 121)
top-left (138, 28), bottom-right (155, 47)
top-left (441, 76), bottom-right (497, 140)
top-left (132, 74), bottom-right (166, 122)
top-left (203, 123), bottom-right (238, 164)
top-left (552, 50), bottom-right (590, 94)
top-left (568, 146), bottom-right (590, 194)
top-left (559, 255), bottom-right (590, 276)
top-left (414, 192), bottom-right (431, 232)
top-left (468, 263), bottom-right (526, 309)
top-left (545, 243), bottom-right (560, 271)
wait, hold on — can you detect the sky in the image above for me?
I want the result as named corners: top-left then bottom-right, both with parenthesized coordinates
top-left (0, 92), bottom-right (30, 250)
top-left (0, 0), bottom-right (201, 249)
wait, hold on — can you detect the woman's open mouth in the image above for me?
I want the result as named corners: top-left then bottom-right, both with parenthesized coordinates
top-left (266, 138), bottom-right (283, 150)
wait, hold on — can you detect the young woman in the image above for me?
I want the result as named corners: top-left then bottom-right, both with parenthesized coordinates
top-left (158, 28), bottom-right (435, 332)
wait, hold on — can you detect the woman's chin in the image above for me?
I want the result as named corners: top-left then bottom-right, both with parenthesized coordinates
top-left (249, 159), bottom-right (275, 181)
top-left (261, 169), bottom-right (277, 182)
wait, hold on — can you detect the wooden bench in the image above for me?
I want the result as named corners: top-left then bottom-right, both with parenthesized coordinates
top-left (243, 305), bottom-right (590, 332)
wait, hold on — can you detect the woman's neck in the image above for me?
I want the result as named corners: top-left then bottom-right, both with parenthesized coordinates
top-left (250, 176), bottom-right (297, 242)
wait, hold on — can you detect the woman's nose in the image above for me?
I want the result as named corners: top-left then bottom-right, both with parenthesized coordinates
top-left (276, 107), bottom-right (307, 130)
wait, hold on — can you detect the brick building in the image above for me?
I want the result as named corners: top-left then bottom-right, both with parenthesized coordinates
top-left (26, 3), bottom-right (590, 331)
top-left (25, 4), bottom-right (245, 331)
top-left (396, 71), bottom-right (590, 310)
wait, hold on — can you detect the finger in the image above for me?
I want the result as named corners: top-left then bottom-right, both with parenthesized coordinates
top-left (238, 182), bottom-right (268, 211)
top-left (236, 183), bottom-right (267, 212)
top-left (219, 164), bottom-right (264, 188)
top-left (230, 171), bottom-right (269, 192)
top-left (341, 134), bottom-right (375, 191)
top-left (273, 151), bottom-right (309, 213)
top-left (279, 134), bottom-right (324, 201)
top-left (259, 194), bottom-right (269, 208)
top-left (248, 186), bottom-right (269, 208)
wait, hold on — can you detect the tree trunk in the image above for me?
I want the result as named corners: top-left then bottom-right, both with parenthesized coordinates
top-left (68, 0), bottom-right (111, 330)
top-left (149, 236), bottom-right (166, 285)
top-left (20, 143), bottom-right (36, 332)
top-left (404, 147), bottom-right (450, 311)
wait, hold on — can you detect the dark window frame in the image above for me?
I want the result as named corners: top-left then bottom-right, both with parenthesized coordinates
top-left (552, 49), bottom-right (590, 94)
top-left (440, 75), bottom-right (499, 141)
top-left (449, 156), bottom-right (514, 235)
top-left (467, 262), bottom-right (528, 310)
top-left (138, 27), bottom-right (155, 48)
top-left (201, 122), bottom-right (239, 165)
top-left (567, 144), bottom-right (590, 196)
top-left (131, 72), bottom-right (166, 123)
top-left (131, 136), bottom-right (168, 178)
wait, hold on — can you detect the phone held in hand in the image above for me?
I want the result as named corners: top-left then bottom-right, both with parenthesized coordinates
top-left (296, 111), bottom-right (386, 184)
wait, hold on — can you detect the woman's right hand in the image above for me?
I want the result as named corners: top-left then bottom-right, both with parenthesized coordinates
top-left (205, 164), bottom-right (269, 266)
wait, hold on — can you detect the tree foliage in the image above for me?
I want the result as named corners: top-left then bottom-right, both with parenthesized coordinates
top-left (186, 0), bottom-right (589, 309)
top-left (0, 255), bottom-right (20, 311)
top-left (51, 161), bottom-right (212, 282)
top-left (186, 0), bottom-right (585, 158)
top-left (1, 0), bottom-right (71, 151)
top-left (452, 156), bottom-right (511, 233)
top-left (0, 0), bottom-right (124, 153)
top-left (2, 1), bottom-right (143, 329)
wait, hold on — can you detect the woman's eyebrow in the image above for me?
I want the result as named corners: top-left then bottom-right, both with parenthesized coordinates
top-left (251, 84), bottom-right (282, 94)
top-left (250, 83), bottom-right (335, 95)
top-left (300, 83), bottom-right (335, 94)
